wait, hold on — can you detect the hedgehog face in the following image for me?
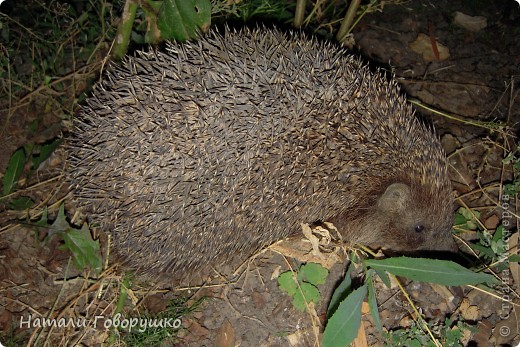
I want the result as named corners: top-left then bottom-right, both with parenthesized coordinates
top-left (374, 182), bottom-right (457, 252)
top-left (384, 215), bottom-right (457, 252)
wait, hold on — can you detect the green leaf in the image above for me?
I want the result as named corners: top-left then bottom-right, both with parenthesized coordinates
top-left (364, 257), bottom-right (497, 286)
top-left (509, 255), bottom-right (520, 262)
top-left (50, 204), bottom-right (72, 236)
top-left (492, 225), bottom-right (505, 243)
top-left (453, 212), bottom-right (468, 226)
top-left (59, 223), bottom-right (102, 274)
top-left (7, 196), bottom-right (34, 210)
top-left (471, 243), bottom-right (496, 259)
top-left (495, 262), bottom-right (510, 272)
top-left (3, 148), bottom-right (26, 195)
top-left (31, 207), bottom-right (49, 240)
top-left (477, 230), bottom-right (492, 246)
top-left (300, 262), bottom-right (328, 286)
top-left (292, 282), bottom-right (320, 312)
top-left (367, 276), bottom-right (382, 332)
top-left (157, 0), bottom-right (211, 41)
top-left (502, 152), bottom-right (514, 165)
top-left (455, 207), bottom-right (480, 230)
top-left (279, 264), bottom-right (325, 312)
top-left (23, 143), bottom-right (35, 157)
top-left (31, 138), bottom-right (61, 170)
top-left (36, 207), bottom-right (49, 226)
top-left (374, 267), bottom-right (391, 288)
top-left (327, 264), bottom-right (352, 318)
top-left (504, 181), bottom-right (520, 195)
top-left (36, 204), bottom-right (101, 273)
top-left (322, 285), bottom-right (367, 347)
top-left (278, 271), bottom-right (298, 296)
top-left (489, 225), bottom-right (508, 256)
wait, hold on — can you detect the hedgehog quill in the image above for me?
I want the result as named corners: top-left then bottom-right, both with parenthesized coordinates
top-left (68, 27), bottom-right (457, 281)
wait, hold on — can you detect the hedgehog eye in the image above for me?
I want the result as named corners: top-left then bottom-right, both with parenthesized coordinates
top-left (414, 224), bottom-right (425, 233)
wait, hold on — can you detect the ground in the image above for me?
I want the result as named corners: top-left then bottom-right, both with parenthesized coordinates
top-left (0, 0), bottom-right (519, 346)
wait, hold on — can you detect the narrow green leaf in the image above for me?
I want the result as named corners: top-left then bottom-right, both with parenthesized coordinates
top-left (374, 267), bottom-right (391, 288)
top-left (327, 264), bottom-right (352, 318)
top-left (364, 257), bottom-right (497, 286)
top-left (322, 285), bottom-right (367, 347)
top-left (367, 277), bottom-right (382, 332)
top-left (3, 148), bottom-right (26, 195)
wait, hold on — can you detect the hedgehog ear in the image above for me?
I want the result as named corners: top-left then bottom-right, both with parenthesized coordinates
top-left (377, 183), bottom-right (411, 213)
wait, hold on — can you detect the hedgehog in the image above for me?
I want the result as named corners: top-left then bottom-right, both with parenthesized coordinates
top-left (68, 26), bottom-right (457, 281)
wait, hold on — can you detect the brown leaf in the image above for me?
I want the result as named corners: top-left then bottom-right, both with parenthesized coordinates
top-left (215, 319), bottom-right (235, 347)
top-left (454, 11), bottom-right (487, 32)
top-left (409, 33), bottom-right (450, 61)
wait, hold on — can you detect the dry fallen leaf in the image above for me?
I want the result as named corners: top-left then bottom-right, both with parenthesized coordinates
top-left (215, 319), bottom-right (235, 347)
top-left (409, 33), bottom-right (450, 61)
top-left (286, 330), bottom-right (306, 346)
top-left (454, 11), bottom-right (487, 32)
top-left (460, 298), bottom-right (480, 321)
top-left (269, 223), bottom-right (342, 269)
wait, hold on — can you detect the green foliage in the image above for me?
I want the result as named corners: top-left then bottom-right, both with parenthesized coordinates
top-left (326, 266), bottom-right (352, 318)
top-left (278, 262), bottom-right (328, 312)
top-left (157, 0), bottom-right (212, 41)
top-left (30, 138), bottom-right (62, 172)
top-left (322, 285), bottom-right (367, 347)
top-left (298, 262), bottom-right (328, 284)
top-left (503, 142), bottom-right (520, 195)
top-left (2, 148), bottom-right (25, 196)
top-left (7, 196), bottom-right (35, 210)
top-left (59, 224), bottom-right (102, 273)
top-left (367, 271), bottom-right (383, 332)
top-left (0, 323), bottom-right (27, 347)
top-left (321, 256), bottom-right (494, 346)
top-left (454, 207), bottom-right (480, 231)
top-left (456, 206), bottom-right (511, 265)
top-left (114, 0), bottom-right (211, 58)
top-left (363, 257), bottom-right (496, 286)
top-left (1, 0), bottom-right (113, 100)
top-left (473, 225), bottom-right (509, 262)
top-left (212, 0), bottom-right (295, 22)
top-left (509, 254), bottom-right (520, 262)
top-left (383, 318), bottom-right (476, 347)
top-left (121, 297), bottom-right (203, 346)
top-left (36, 204), bottom-right (102, 274)
top-left (2, 138), bottom-right (62, 209)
